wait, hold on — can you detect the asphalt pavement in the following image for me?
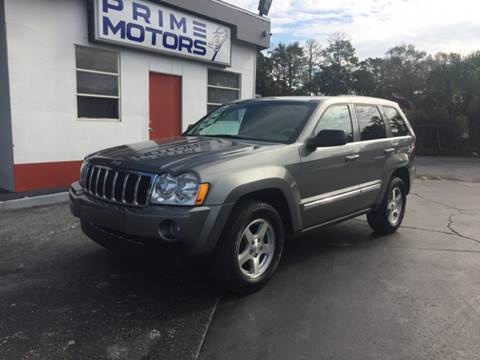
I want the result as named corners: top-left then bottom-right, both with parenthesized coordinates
top-left (200, 178), bottom-right (480, 360)
top-left (1, 158), bottom-right (479, 360)
top-left (416, 156), bottom-right (480, 182)
top-left (0, 204), bottom-right (219, 360)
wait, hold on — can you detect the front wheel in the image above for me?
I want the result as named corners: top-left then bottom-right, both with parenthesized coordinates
top-left (209, 200), bottom-right (284, 294)
top-left (367, 177), bottom-right (406, 234)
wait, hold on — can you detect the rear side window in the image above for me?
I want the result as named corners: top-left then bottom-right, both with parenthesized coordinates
top-left (383, 107), bottom-right (410, 137)
top-left (314, 105), bottom-right (353, 142)
top-left (355, 105), bottom-right (386, 141)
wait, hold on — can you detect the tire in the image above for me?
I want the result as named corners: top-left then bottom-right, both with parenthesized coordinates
top-left (209, 199), bottom-right (285, 294)
top-left (367, 177), bottom-right (407, 235)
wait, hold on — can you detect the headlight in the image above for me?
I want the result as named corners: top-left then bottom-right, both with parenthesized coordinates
top-left (151, 172), bottom-right (209, 206)
top-left (79, 160), bottom-right (89, 186)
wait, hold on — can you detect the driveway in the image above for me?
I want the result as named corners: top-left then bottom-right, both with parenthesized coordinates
top-left (1, 158), bottom-right (479, 360)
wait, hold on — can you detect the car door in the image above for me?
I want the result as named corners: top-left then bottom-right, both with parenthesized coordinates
top-left (353, 104), bottom-right (392, 209)
top-left (300, 104), bottom-right (362, 229)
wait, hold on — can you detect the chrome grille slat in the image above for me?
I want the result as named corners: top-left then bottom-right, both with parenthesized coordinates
top-left (111, 172), bottom-right (118, 201)
top-left (121, 174), bottom-right (130, 203)
top-left (102, 169), bottom-right (109, 198)
top-left (88, 167), bottom-right (96, 193)
top-left (94, 169), bottom-right (102, 196)
top-left (133, 176), bottom-right (142, 205)
top-left (82, 165), bottom-right (154, 207)
top-left (86, 167), bottom-right (94, 193)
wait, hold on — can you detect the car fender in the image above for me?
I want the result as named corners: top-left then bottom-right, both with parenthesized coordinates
top-left (205, 165), bottom-right (303, 234)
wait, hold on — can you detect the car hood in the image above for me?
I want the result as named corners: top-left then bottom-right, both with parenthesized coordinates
top-left (88, 136), bottom-right (280, 173)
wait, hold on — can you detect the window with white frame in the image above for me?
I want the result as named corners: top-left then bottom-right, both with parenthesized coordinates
top-left (75, 45), bottom-right (120, 120)
top-left (207, 69), bottom-right (241, 113)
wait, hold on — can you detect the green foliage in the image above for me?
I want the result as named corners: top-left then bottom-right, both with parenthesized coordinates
top-left (255, 35), bottom-right (480, 155)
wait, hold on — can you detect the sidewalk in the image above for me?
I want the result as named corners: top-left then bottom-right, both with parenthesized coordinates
top-left (0, 187), bottom-right (69, 211)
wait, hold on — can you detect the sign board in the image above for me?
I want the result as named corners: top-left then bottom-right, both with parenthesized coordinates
top-left (90, 0), bottom-right (232, 66)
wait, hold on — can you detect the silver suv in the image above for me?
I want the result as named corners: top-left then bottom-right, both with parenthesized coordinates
top-left (70, 96), bottom-right (415, 293)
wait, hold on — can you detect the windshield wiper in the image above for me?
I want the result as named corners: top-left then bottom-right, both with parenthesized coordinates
top-left (203, 134), bottom-right (243, 139)
top-left (201, 134), bottom-right (283, 144)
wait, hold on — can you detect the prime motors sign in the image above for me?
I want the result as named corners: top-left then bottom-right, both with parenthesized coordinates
top-left (90, 0), bottom-right (232, 66)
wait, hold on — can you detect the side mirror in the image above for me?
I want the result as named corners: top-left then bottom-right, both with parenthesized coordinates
top-left (306, 129), bottom-right (348, 149)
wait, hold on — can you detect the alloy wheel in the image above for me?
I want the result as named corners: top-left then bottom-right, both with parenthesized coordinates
top-left (236, 218), bottom-right (276, 279)
top-left (387, 187), bottom-right (403, 226)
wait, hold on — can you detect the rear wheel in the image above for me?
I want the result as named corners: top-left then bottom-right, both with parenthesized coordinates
top-left (367, 177), bottom-right (406, 234)
top-left (209, 199), bottom-right (284, 294)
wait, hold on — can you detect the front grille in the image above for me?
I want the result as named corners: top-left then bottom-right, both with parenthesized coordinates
top-left (84, 165), bottom-right (155, 207)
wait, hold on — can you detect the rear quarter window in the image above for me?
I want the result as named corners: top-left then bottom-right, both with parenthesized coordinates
top-left (355, 105), bottom-right (387, 141)
top-left (383, 106), bottom-right (410, 137)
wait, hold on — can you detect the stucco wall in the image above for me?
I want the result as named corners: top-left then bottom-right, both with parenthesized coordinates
top-left (5, 0), bottom-right (257, 165)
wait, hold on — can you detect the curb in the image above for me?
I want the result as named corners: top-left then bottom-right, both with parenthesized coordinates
top-left (0, 192), bottom-right (69, 211)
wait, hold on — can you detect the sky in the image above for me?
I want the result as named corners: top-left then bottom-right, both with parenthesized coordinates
top-left (224, 0), bottom-right (480, 59)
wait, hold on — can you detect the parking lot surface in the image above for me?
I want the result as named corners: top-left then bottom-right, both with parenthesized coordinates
top-left (416, 156), bottom-right (480, 183)
top-left (0, 204), bottom-right (219, 360)
top-left (1, 160), bottom-right (480, 360)
top-left (200, 178), bottom-right (480, 360)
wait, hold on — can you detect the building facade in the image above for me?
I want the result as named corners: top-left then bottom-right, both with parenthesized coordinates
top-left (0, 0), bottom-right (270, 192)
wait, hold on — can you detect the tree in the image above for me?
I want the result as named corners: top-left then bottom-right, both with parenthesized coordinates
top-left (255, 51), bottom-right (274, 96)
top-left (270, 42), bottom-right (307, 95)
top-left (352, 57), bottom-right (386, 96)
top-left (382, 44), bottom-right (428, 100)
top-left (303, 39), bottom-right (322, 93)
top-left (312, 33), bottom-right (358, 95)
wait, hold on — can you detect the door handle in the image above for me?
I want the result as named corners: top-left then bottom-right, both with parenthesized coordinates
top-left (384, 148), bottom-right (395, 155)
top-left (345, 154), bottom-right (360, 162)
top-left (149, 127), bottom-right (153, 133)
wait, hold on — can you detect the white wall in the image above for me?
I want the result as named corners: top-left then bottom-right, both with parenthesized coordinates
top-left (5, 0), bottom-right (257, 165)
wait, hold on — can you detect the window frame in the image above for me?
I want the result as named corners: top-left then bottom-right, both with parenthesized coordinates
top-left (353, 103), bottom-right (388, 142)
top-left (75, 45), bottom-right (121, 122)
top-left (311, 103), bottom-right (355, 143)
top-left (381, 105), bottom-right (412, 138)
top-left (207, 69), bottom-right (241, 112)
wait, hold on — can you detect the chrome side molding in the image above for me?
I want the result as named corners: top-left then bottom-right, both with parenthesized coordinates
top-left (302, 180), bottom-right (382, 210)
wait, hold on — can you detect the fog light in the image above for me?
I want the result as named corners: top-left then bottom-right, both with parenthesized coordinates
top-left (158, 220), bottom-right (179, 241)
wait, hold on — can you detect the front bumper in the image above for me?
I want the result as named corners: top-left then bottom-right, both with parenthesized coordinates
top-left (69, 182), bottom-right (233, 258)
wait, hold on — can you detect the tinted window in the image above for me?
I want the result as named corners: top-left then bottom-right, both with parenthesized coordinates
top-left (75, 45), bottom-right (119, 119)
top-left (207, 70), bottom-right (241, 112)
top-left (76, 72), bottom-right (118, 96)
top-left (76, 46), bottom-right (118, 73)
top-left (314, 105), bottom-right (353, 142)
top-left (208, 69), bottom-right (240, 89)
top-left (186, 101), bottom-right (316, 144)
top-left (355, 105), bottom-right (386, 141)
top-left (384, 107), bottom-right (410, 137)
top-left (77, 97), bottom-right (119, 119)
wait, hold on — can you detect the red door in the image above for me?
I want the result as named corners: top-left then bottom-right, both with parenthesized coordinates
top-left (149, 73), bottom-right (182, 140)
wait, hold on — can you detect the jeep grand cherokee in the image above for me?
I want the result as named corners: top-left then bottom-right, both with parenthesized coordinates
top-left (70, 96), bottom-right (415, 294)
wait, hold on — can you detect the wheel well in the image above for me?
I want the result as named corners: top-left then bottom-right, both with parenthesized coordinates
top-left (392, 167), bottom-right (411, 193)
top-left (238, 188), bottom-right (294, 237)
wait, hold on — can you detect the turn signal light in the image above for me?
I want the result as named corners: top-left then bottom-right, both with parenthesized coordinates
top-left (195, 183), bottom-right (210, 206)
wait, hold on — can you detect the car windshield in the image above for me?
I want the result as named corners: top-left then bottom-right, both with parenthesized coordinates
top-left (185, 101), bottom-right (318, 144)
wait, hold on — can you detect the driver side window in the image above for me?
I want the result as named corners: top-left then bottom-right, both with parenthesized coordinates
top-left (314, 105), bottom-right (354, 142)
